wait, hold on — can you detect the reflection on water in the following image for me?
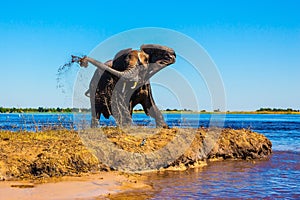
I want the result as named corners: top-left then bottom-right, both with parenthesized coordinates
top-left (139, 151), bottom-right (300, 199)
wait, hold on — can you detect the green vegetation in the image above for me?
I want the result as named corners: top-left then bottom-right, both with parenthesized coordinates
top-left (256, 108), bottom-right (299, 112)
top-left (0, 107), bottom-right (299, 114)
top-left (0, 107), bottom-right (73, 113)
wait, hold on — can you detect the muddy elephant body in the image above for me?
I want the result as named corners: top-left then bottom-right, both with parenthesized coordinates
top-left (83, 44), bottom-right (176, 127)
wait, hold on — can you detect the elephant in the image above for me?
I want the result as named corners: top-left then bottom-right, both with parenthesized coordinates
top-left (74, 44), bottom-right (176, 128)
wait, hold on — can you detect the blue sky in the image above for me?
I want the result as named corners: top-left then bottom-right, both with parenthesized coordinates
top-left (0, 0), bottom-right (299, 111)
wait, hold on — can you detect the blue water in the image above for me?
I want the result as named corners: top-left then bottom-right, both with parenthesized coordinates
top-left (0, 113), bottom-right (299, 198)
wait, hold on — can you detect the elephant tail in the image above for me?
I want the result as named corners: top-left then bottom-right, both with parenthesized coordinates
top-left (85, 89), bottom-right (90, 97)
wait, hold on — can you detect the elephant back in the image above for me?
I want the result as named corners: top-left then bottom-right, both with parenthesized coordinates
top-left (112, 48), bottom-right (132, 71)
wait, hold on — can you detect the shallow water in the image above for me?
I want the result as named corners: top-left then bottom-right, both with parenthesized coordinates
top-left (142, 151), bottom-right (300, 199)
top-left (1, 113), bottom-right (299, 198)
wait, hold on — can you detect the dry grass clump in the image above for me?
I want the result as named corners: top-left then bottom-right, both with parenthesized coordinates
top-left (102, 127), bottom-right (178, 153)
top-left (0, 130), bottom-right (107, 181)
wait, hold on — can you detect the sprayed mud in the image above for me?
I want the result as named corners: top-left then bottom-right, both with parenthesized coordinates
top-left (56, 55), bottom-right (84, 93)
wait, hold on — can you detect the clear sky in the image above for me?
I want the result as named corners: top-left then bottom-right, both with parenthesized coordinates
top-left (0, 0), bottom-right (299, 111)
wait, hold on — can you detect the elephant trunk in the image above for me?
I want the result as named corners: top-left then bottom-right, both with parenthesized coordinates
top-left (83, 57), bottom-right (144, 82)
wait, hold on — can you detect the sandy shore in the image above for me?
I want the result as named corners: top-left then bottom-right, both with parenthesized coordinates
top-left (0, 172), bottom-right (151, 200)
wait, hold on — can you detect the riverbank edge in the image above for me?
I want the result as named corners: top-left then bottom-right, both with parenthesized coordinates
top-left (0, 128), bottom-right (272, 199)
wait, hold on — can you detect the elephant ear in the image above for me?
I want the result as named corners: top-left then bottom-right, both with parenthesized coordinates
top-left (112, 48), bottom-right (132, 71)
top-left (140, 44), bottom-right (176, 64)
top-left (140, 44), bottom-right (176, 79)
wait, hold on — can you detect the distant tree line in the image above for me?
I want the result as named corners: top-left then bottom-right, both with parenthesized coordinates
top-left (0, 107), bottom-right (74, 113)
top-left (256, 108), bottom-right (300, 112)
top-left (1, 107), bottom-right (299, 113)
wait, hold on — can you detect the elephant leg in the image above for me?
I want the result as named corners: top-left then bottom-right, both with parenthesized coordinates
top-left (113, 104), bottom-right (132, 127)
top-left (141, 94), bottom-right (168, 128)
top-left (90, 96), bottom-right (100, 128)
top-left (89, 70), bottom-right (101, 128)
top-left (90, 85), bottom-right (101, 128)
top-left (111, 93), bottom-right (132, 127)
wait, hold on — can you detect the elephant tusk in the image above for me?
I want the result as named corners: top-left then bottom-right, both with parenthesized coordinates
top-left (84, 89), bottom-right (90, 97)
top-left (131, 82), bottom-right (138, 89)
top-left (122, 82), bottom-right (126, 93)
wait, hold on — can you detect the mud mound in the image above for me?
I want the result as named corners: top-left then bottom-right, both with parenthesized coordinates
top-left (96, 127), bottom-right (272, 170)
top-left (0, 130), bottom-right (108, 181)
top-left (172, 128), bottom-right (272, 169)
top-left (0, 128), bottom-right (272, 180)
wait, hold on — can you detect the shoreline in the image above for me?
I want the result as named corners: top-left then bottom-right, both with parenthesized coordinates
top-left (0, 171), bottom-right (152, 200)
